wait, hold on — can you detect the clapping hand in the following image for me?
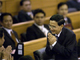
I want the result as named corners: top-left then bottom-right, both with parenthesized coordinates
top-left (48, 33), bottom-right (57, 45)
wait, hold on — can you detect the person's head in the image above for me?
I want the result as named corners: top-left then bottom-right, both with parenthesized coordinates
top-left (0, 13), bottom-right (13, 29)
top-left (33, 9), bottom-right (46, 26)
top-left (0, 1), bottom-right (2, 12)
top-left (0, 28), bottom-right (4, 47)
top-left (20, 0), bottom-right (31, 12)
top-left (49, 14), bottom-right (65, 34)
top-left (57, 2), bottom-right (68, 18)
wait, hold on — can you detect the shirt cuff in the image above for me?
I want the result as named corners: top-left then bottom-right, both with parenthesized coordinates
top-left (50, 41), bottom-right (57, 49)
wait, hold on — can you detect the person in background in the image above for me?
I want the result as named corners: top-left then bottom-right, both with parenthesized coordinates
top-left (57, 2), bottom-right (73, 30)
top-left (66, 0), bottom-right (80, 11)
top-left (45, 14), bottom-right (78, 60)
top-left (0, 28), bottom-right (13, 60)
top-left (18, 0), bottom-right (34, 22)
top-left (26, 9), bottom-right (50, 41)
top-left (0, 13), bottom-right (21, 60)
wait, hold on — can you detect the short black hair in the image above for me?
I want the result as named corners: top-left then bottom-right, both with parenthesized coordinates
top-left (33, 9), bottom-right (46, 17)
top-left (0, 13), bottom-right (13, 22)
top-left (0, 1), bottom-right (2, 6)
top-left (0, 28), bottom-right (3, 38)
top-left (20, 0), bottom-right (30, 6)
top-left (50, 14), bottom-right (65, 26)
top-left (57, 2), bottom-right (68, 9)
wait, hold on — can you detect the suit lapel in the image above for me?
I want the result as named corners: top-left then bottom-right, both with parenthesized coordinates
top-left (57, 27), bottom-right (66, 44)
top-left (2, 28), bottom-right (15, 43)
top-left (33, 24), bottom-right (45, 37)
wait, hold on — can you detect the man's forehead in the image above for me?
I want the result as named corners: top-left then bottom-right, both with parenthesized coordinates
top-left (49, 20), bottom-right (58, 26)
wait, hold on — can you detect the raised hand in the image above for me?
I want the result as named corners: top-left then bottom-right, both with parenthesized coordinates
top-left (48, 33), bottom-right (57, 45)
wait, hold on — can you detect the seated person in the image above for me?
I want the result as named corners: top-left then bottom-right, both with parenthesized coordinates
top-left (66, 0), bottom-right (80, 11)
top-left (18, 0), bottom-right (34, 22)
top-left (0, 28), bottom-right (13, 60)
top-left (57, 2), bottom-right (73, 29)
top-left (0, 13), bottom-right (21, 60)
top-left (26, 9), bottom-right (50, 41)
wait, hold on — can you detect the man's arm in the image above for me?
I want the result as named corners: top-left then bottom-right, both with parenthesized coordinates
top-left (52, 34), bottom-right (77, 58)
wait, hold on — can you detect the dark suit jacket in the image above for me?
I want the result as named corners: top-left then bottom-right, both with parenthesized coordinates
top-left (45, 27), bottom-right (78, 60)
top-left (18, 10), bottom-right (33, 22)
top-left (66, 0), bottom-right (80, 11)
top-left (26, 24), bottom-right (50, 41)
top-left (3, 28), bottom-right (20, 50)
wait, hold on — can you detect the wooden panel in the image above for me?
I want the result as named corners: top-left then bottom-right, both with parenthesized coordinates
top-left (42, 6), bottom-right (57, 17)
top-left (5, 0), bottom-right (20, 13)
top-left (1, 0), bottom-right (6, 12)
top-left (12, 20), bottom-right (34, 39)
top-left (67, 11), bottom-right (80, 29)
top-left (31, 0), bottom-right (57, 9)
top-left (23, 37), bottom-right (47, 59)
top-left (73, 28), bottom-right (80, 42)
top-left (31, 0), bottom-right (42, 9)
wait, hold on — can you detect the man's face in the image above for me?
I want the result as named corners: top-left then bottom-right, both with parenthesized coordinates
top-left (22, 1), bottom-right (31, 12)
top-left (0, 3), bottom-right (2, 12)
top-left (49, 20), bottom-right (63, 34)
top-left (58, 4), bottom-right (68, 17)
top-left (0, 33), bottom-right (4, 47)
top-left (34, 13), bottom-right (45, 26)
top-left (1, 15), bottom-right (13, 29)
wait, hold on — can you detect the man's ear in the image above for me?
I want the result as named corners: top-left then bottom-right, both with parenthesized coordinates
top-left (60, 24), bottom-right (64, 28)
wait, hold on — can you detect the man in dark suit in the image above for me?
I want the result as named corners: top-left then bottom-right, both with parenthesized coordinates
top-left (45, 14), bottom-right (78, 60)
top-left (26, 9), bottom-right (50, 41)
top-left (18, 0), bottom-right (33, 22)
top-left (0, 13), bottom-right (21, 60)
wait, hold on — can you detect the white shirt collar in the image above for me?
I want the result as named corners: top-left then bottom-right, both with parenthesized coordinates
top-left (27, 12), bottom-right (33, 15)
top-left (34, 23), bottom-right (44, 30)
top-left (55, 30), bottom-right (62, 37)
top-left (3, 27), bottom-right (12, 36)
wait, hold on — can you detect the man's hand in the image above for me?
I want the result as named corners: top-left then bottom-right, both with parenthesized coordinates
top-left (6, 45), bottom-right (12, 54)
top-left (2, 46), bottom-right (12, 60)
top-left (8, 54), bottom-right (14, 60)
top-left (48, 33), bottom-right (57, 45)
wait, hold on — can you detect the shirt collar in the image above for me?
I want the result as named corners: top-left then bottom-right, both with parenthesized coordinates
top-left (55, 30), bottom-right (62, 37)
top-left (3, 27), bottom-right (12, 36)
top-left (34, 23), bottom-right (44, 29)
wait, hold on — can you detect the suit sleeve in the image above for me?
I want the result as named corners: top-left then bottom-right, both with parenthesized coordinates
top-left (51, 34), bottom-right (77, 58)
top-left (26, 27), bottom-right (36, 41)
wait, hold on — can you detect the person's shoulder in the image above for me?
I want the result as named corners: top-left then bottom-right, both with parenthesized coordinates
top-left (18, 10), bottom-right (25, 15)
top-left (27, 24), bottom-right (34, 30)
top-left (64, 27), bottom-right (75, 35)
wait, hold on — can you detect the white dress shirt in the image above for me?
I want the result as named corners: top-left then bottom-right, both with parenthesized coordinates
top-left (50, 30), bottom-right (62, 49)
top-left (34, 23), bottom-right (49, 37)
top-left (64, 17), bottom-right (68, 25)
top-left (3, 27), bottom-right (19, 43)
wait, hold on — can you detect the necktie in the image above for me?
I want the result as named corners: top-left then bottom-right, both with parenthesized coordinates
top-left (11, 31), bottom-right (18, 47)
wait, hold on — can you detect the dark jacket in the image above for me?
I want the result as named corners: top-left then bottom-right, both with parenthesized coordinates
top-left (18, 10), bottom-right (34, 22)
top-left (26, 24), bottom-right (50, 41)
top-left (45, 27), bottom-right (78, 60)
top-left (3, 28), bottom-right (20, 50)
